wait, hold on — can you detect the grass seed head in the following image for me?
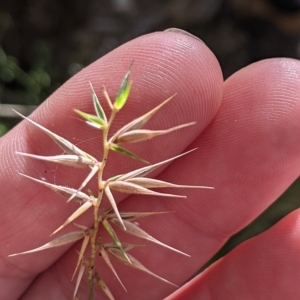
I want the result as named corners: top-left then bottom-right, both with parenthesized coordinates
top-left (9, 66), bottom-right (214, 299)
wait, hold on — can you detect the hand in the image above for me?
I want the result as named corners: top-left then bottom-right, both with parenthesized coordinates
top-left (1, 29), bottom-right (300, 300)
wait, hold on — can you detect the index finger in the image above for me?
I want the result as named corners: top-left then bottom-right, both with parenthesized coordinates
top-left (0, 30), bottom-right (223, 299)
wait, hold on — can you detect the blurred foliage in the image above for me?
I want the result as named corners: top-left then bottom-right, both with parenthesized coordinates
top-left (0, 45), bottom-right (51, 104)
top-left (0, 11), bottom-right (53, 106)
top-left (0, 0), bottom-right (299, 275)
top-left (0, 121), bottom-right (8, 135)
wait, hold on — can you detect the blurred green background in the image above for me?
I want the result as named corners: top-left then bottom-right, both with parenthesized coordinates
top-left (1, 0), bottom-right (300, 271)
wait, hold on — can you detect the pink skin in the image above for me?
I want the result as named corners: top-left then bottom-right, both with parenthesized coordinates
top-left (0, 30), bottom-right (300, 300)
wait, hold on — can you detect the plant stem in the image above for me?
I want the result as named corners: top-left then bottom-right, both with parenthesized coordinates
top-left (87, 109), bottom-right (117, 300)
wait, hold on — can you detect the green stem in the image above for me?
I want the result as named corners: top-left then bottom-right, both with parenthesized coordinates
top-left (88, 278), bottom-right (94, 300)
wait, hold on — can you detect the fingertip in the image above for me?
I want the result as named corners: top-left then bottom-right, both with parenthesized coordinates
top-left (224, 58), bottom-right (300, 121)
top-left (44, 30), bottom-right (223, 128)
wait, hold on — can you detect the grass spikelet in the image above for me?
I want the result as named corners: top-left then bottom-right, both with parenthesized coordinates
top-left (9, 231), bottom-right (85, 256)
top-left (110, 218), bottom-right (190, 257)
top-left (107, 247), bottom-right (179, 287)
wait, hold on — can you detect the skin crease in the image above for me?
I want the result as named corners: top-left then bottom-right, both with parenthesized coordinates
top-left (0, 30), bottom-right (299, 300)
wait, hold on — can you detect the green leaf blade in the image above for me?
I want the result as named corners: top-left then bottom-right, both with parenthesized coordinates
top-left (75, 109), bottom-right (106, 129)
top-left (110, 144), bottom-right (148, 164)
top-left (102, 219), bottom-right (131, 264)
top-left (89, 82), bottom-right (107, 121)
top-left (114, 67), bottom-right (132, 110)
